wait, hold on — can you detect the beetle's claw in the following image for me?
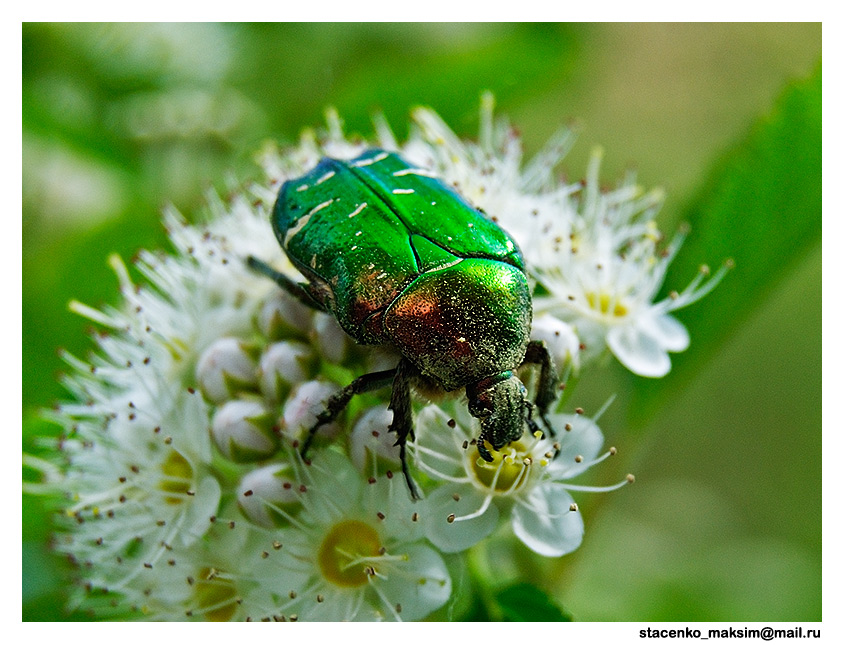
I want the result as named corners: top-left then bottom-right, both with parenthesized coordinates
top-left (405, 472), bottom-right (422, 501)
top-left (524, 401), bottom-right (555, 440)
top-left (525, 415), bottom-right (543, 439)
top-left (523, 402), bottom-right (543, 439)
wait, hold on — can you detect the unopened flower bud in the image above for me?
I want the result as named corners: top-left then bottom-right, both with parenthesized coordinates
top-left (311, 313), bottom-right (348, 364)
top-left (365, 347), bottom-right (402, 373)
top-left (530, 314), bottom-right (581, 373)
top-left (257, 341), bottom-right (317, 403)
top-left (283, 380), bottom-right (342, 441)
top-left (257, 289), bottom-right (314, 340)
top-left (195, 338), bottom-right (259, 403)
top-left (350, 406), bottom-right (401, 471)
top-left (211, 400), bottom-right (278, 462)
top-left (237, 462), bottom-right (301, 527)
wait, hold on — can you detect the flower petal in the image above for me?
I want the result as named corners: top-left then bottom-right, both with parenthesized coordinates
top-left (606, 322), bottom-right (672, 377)
top-left (302, 449), bottom-right (363, 519)
top-left (297, 587), bottom-right (364, 622)
top-left (413, 405), bottom-right (469, 479)
top-left (179, 475), bottom-right (222, 546)
top-left (423, 485), bottom-right (498, 553)
top-left (651, 313), bottom-right (690, 352)
top-left (376, 543), bottom-right (452, 621)
top-left (511, 483), bottom-right (584, 557)
top-left (531, 314), bottom-right (581, 372)
top-left (546, 413), bottom-right (605, 479)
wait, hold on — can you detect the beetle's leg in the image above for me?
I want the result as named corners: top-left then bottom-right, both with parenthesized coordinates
top-left (520, 340), bottom-right (559, 435)
top-left (246, 256), bottom-right (327, 311)
top-left (388, 358), bottom-right (421, 500)
top-left (476, 432), bottom-right (494, 463)
top-left (301, 368), bottom-right (397, 456)
top-left (523, 401), bottom-right (543, 438)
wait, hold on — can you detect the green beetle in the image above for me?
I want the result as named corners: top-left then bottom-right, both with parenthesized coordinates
top-left (249, 149), bottom-right (558, 497)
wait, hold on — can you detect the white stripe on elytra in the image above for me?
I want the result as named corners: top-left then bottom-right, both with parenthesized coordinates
top-left (392, 168), bottom-right (437, 178)
top-left (284, 199), bottom-right (334, 245)
top-left (348, 203), bottom-right (367, 218)
top-left (352, 151), bottom-right (390, 167)
top-left (316, 170), bottom-right (336, 184)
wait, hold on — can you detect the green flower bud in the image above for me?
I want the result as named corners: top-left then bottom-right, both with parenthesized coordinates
top-left (257, 289), bottom-right (314, 340)
top-left (349, 406), bottom-right (401, 471)
top-left (211, 400), bottom-right (278, 462)
top-left (282, 380), bottom-right (342, 442)
top-left (195, 337), bottom-right (259, 403)
top-left (257, 340), bottom-right (317, 403)
top-left (311, 313), bottom-right (348, 364)
top-left (530, 314), bottom-right (581, 374)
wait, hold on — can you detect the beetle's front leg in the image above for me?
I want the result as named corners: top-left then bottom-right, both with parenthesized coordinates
top-left (388, 358), bottom-right (421, 500)
top-left (523, 401), bottom-right (543, 438)
top-left (301, 368), bottom-right (397, 456)
top-left (476, 435), bottom-right (494, 463)
top-left (520, 340), bottom-right (559, 435)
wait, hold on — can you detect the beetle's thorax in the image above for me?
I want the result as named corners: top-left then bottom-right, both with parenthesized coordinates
top-left (381, 259), bottom-right (531, 391)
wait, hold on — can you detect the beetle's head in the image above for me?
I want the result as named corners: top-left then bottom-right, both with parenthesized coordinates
top-left (466, 372), bottom-right (528, 462)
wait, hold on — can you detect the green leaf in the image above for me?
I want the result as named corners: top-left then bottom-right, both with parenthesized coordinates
top-left (494, 582), bottom-right (573, 622)
top-left (632, 62), bottom-right (821, 420)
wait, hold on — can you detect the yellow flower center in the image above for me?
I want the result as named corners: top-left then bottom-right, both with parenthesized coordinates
top-left (193, 567), bottom-right (238, 621)
top-left (317, 519), bottom-right (382, 588)
top-left (159, 450), bottom-right (193, 504)
top-left (585, 291), bottom-right (628, 317)
top-left (469, 440), bottom-right (531, 493)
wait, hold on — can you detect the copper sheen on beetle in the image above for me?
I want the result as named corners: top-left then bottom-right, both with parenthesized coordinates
top-left (248, 149), bottom-right (559, 498)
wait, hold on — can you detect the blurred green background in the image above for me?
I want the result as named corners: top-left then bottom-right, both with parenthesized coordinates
top-left (22, 23), bottom-right (822, 621)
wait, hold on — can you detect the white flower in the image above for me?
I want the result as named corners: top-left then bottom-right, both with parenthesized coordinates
top-left (349, 405), bottom-right (402, 471)
top-left (31, 98), bottom-right (720, 620)
top-left (311, 313), bottom-right (351, 364)
top-left (405, 94), bottom-right (728, 377)
top-left (528, 152), bottom-right (730, 377)
top-left (256, 287), bottom-right (315, 340)
top-left (245, 450), bottom-right (451, 621)
top-left (115, 516), bottom-right (273, 621)
top-left (413, 403), bottom-right (631, 557)
top-left (49, 342), bottom-right (223, 610)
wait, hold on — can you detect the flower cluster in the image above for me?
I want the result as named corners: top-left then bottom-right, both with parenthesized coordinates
top-left (35, 97), bottom-right (724, 621)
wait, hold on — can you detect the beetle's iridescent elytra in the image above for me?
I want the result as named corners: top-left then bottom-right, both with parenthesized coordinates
top-left (249, 149), bottom-right (558, 497)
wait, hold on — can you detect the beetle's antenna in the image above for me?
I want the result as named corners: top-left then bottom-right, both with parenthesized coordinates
top-left (245, 255), bottom-right (327, 311)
